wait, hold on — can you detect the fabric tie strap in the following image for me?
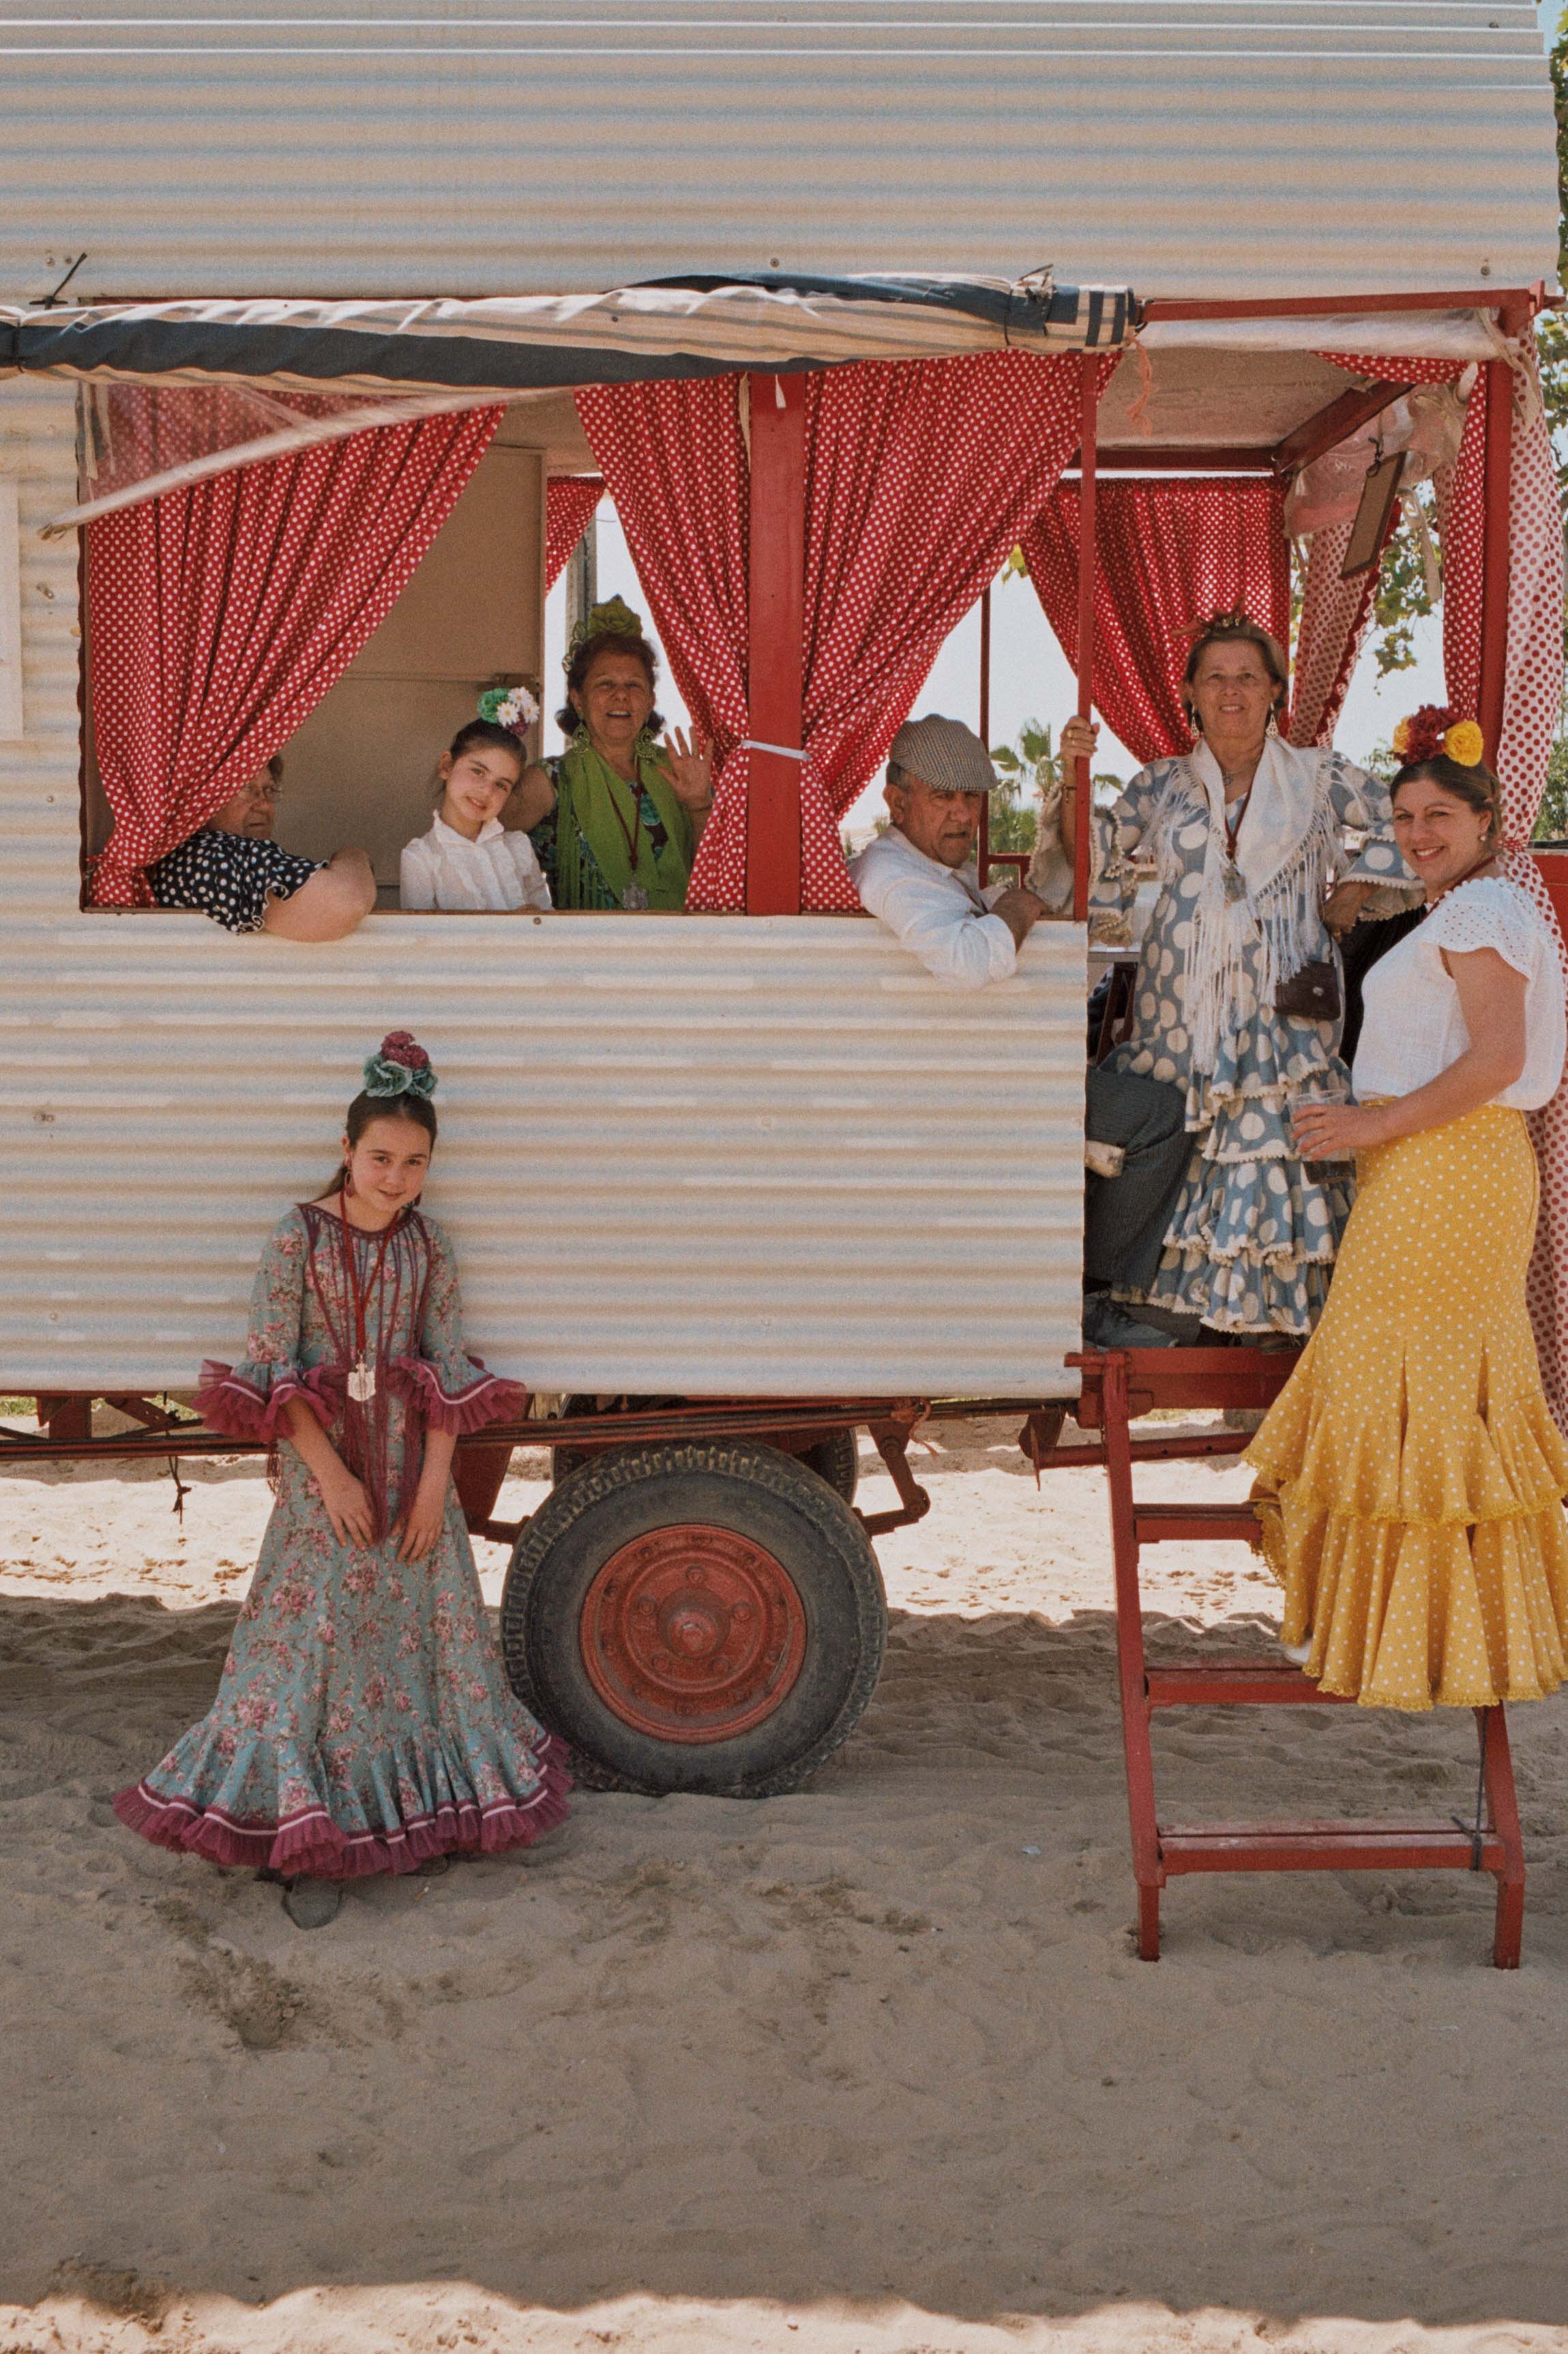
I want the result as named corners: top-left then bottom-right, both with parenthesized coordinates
top-left (739, 739), bottom-right (808, 761)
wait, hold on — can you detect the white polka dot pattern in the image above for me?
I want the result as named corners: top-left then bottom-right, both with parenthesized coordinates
top-left (87, 401), bottom-right (503, 905)
top-left (545, 475), bottom-right (604, 592)
top-left (579, 354), bottom-right (1114, 910)
top-left (1322, 344), bottom-right (1568, 1430)
top-left (1022, 477), bottom-right (1290, 761)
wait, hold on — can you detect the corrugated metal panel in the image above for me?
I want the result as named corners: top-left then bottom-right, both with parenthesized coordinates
top-left (0, 382), bottom-right (1088, 1403)
top-left (0, 3), bottom-right (1554, 304)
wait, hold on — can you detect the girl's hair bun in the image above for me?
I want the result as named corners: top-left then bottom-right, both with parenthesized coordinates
top-left (362, 1031), bottom-right (438, 1101)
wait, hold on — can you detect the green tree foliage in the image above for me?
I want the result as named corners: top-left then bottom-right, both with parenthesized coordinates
top-left (989, 719), bottom-right (1124, 854)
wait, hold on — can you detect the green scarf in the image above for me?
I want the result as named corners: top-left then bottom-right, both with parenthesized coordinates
top-left (554, 735), bottom-right (694, 911)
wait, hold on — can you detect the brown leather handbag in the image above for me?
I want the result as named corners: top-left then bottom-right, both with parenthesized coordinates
top-left (1273, 957), bottom-right (1342, 1022)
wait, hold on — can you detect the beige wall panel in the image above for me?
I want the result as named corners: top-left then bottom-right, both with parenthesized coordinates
top-left (274, 441), bottom-right (544, 883)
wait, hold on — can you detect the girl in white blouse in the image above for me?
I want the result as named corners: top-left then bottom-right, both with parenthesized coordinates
top-left (1247, 714), bottom-right (1568, 1713)
top-left (400, 720), bottom-right (553, 913)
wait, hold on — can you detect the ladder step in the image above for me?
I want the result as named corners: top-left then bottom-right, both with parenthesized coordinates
top-left (1134, 1502), bottom-right (1260, 1543)
top-left (1160, 1823), bottom-right (1505, 1876)
top-left (1147, 1662), bottom-right (1350, 1707)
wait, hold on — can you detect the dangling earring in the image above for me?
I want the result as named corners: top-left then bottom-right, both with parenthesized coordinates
top-left (1266, 707), bottom-right (1280, 737)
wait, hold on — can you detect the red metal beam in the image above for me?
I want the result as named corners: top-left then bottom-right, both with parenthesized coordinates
top-left (1067, 447), bottom-right (1275, 475)
top-left (1073, 354), bottom-right (1099, 922)
top-left (1477, 358), bottom-right (1512, 768)
top-left (745, 370), bottom-right (806, 914)
top-left (1142, 286), bottom-right (1542, 335)
top-left (1271, 381), bottom-right (1412, 477)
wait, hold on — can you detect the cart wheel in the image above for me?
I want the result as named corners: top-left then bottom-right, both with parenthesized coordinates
top-left (500, 1441), bottom-right (886, 1797)
top-left (799, 1426), bottom-right (859, 1505)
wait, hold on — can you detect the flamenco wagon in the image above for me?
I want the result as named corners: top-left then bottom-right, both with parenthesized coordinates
top-left (0, 0), bottom-right (1564, 1958)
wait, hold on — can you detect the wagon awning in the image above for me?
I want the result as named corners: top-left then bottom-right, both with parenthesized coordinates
top-left (0, 274), bottom-right (1135, 399)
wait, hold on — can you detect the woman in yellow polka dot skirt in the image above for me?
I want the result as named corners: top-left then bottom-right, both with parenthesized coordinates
top-left (1247, 710), bottom-right (1568, 1709)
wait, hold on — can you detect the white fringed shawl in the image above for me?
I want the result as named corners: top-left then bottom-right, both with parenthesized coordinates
top-left (1155, 737), bottom-right (1339, 1075)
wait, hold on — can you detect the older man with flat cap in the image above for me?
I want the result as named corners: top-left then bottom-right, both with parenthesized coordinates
top-left (851, 713), bottom-right (1196, 1345)
top-left (850, 713), bottom-right (1050, 990)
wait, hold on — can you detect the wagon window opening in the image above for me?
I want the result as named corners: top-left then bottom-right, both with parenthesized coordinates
top-left (78, 409), bottom-right (550, 915)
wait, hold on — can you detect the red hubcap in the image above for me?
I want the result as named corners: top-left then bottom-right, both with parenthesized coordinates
top-left (580, 1524), bottom-right (808, 1744)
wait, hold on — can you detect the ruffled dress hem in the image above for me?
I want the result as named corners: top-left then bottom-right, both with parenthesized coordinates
top-left (113, 1733), bottom-right (572, 1879)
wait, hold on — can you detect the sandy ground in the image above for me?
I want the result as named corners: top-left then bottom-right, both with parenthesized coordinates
top-left (2, 1419), bottom-right (1567, 2354)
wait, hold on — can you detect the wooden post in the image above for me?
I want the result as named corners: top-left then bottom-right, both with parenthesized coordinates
top-left (1074, 355), bottom-right (1099, 922)
top-left (745, 371), bottom-right (806, 914)
top-left (1477, 357), bottom-right (1512, 771)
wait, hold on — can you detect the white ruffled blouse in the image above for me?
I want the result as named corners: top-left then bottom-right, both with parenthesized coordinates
top-left (1354, 876), bottom-right (1567, 1110)
top-left (400, 812), bottom-right (553, 913)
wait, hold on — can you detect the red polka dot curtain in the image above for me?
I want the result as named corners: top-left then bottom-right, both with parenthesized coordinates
top-left (578, 352), bottom-right (1118, 911)
top-left (1315, 347), bottom-right (1568, 1425)
top-left (86, 402), bottom-right (503, 904)
top-left (1021, 477), bottom-right (1291, 764)
top-left (545, 475), bottom-right (604, 591)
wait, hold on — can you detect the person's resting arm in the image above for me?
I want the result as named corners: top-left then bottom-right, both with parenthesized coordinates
top-left (1293, 946), bottom-right (1527, 1158)
top-left (857, 850), bottom-right (1032, 991)
top-left (263, 846), bottom-right (376, 942)
top-left (1029, 717), bottom-right (1151, 939)
top-left (514, 764), bottom-right (559, 832)
top-left (1320, 751), bottom-right (1423, 941)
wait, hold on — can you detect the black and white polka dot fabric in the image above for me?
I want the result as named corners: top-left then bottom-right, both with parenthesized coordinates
top-left (147, 829), bottom-right (326, 935)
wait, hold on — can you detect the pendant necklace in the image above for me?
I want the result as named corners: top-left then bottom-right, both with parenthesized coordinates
top-left (340, 1198), bottom-right (396, 1403)
top-left (605, 766), bottom-right (650, 911)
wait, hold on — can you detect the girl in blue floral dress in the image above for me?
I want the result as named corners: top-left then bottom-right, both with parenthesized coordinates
top-left (115, 1032), bottom-right (569, 1926)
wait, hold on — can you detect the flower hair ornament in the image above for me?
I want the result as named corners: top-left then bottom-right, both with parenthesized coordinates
top-left (565, 592), bottom-right (646, 666)
top-left (361, 1030), bottom-right (438, 1102)
top-left (477, 681), bottom-right (541, 739)
top-left (1190, 608), bottom-right (1258, 638)
top-left (1392, 705), bottom-right (1486, 768)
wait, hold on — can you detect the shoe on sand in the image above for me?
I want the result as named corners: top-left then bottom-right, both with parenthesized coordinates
top-left (1279, 1637), bottom-right (1312, 1667)
top-left (282, 1877), bottom-right (343, 1930)
top-left (413, 1853), bottom-right (452, 1878)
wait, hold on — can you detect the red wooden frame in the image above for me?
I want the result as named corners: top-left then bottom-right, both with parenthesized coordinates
top-left (1479, 357), bottom-right (1513, 769)
top-left (1073, 353), bottom-right (1099, 922)
top-left (1062, 1351), bottom-right (1526, 1968)
top-left (745, 370), bottom-right (808, 914)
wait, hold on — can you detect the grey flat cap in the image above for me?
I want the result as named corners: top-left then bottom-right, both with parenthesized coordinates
top-left (889, 712), bottom-right (998, 797)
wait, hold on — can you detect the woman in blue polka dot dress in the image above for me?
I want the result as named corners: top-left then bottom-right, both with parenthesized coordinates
top-left (1036, 614), bottom-right (1419, 1339)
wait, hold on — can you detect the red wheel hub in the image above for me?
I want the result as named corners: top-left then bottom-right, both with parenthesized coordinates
top-left (580, 1523), bottom-right (808, 1744)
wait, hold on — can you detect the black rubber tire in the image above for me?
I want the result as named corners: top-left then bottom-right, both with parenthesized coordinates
top-left (500, 1441), bottom-right (887, 1798)
top-left (555, 1426), bottom-right (859, 1502)
top-left (799, 1426), bottom-right (859, 1505)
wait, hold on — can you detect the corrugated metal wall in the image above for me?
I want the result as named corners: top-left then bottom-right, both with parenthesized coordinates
top-left (0, 381), bottom-right (1089, 1403)
top-left (0, 3), bottom-right (1555, 304)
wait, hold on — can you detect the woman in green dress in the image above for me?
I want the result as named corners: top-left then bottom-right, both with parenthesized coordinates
top-left (516, 598), bottom-right (713, 910)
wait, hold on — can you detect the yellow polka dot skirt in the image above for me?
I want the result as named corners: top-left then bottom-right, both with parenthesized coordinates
top-left (1245, 1103), bottom-right (1568, 1709)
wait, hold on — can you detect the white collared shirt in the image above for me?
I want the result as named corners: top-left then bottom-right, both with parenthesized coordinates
top-left (400, 811), bottom-right (553, 913)
top-left (849, 825), bottom-right (1017, 991)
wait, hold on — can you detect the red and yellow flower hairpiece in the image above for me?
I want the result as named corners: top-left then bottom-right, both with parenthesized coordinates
top-left (1392, 704), bottom-right (1485, 768)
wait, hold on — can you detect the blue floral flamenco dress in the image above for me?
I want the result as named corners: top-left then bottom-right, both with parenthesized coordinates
top-left (114, 1203), bottom-right (569, 1877)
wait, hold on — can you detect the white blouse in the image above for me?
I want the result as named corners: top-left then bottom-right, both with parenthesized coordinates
top-left (1353, 877), bottom-right (1567, 1110)
top-left (400, 812), bottom-right (552, 913)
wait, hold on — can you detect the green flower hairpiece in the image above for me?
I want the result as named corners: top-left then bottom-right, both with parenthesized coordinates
top-left (565, 593), bottom-right (647, 666)
top-left (362, 1030), bottom-right (437, 1102)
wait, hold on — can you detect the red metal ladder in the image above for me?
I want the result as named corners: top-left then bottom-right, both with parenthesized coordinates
top-left (1056, 1349), bottom-right (1527, 1969)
